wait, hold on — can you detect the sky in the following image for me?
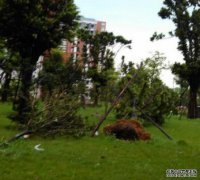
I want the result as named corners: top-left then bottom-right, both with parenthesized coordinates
top-left (74, 0), bottom-right (184, 88)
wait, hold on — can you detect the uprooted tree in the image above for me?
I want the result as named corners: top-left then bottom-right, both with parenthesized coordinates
top-left (152, 0), bottom-right (200, 118)
top-left (0, 0), bottom-right (78, 123)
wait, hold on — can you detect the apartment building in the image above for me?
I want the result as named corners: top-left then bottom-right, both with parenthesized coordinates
top-left (60, 17), bottom-right (106, 62)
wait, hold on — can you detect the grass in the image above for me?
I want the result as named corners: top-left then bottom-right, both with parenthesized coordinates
top-left (0, 103), bottom-right (200, 180)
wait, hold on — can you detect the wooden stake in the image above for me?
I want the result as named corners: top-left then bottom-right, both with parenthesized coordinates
top-left (136, 107), bottom-right (173, 140)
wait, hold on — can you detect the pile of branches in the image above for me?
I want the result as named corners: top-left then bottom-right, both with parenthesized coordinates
top-left (26, 91), bottom-right (86, 137)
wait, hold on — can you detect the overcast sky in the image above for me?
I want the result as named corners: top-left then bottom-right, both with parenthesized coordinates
top-left (74, 0), bottom-right (184, 88)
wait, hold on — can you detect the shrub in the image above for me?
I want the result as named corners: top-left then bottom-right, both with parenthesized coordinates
top-left (104, 119), bottom-right (151, 141)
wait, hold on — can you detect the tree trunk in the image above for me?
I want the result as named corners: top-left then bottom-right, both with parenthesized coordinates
top-left (94, 93), bottom-right (99, 106)
top-left (1, 72), bottom-right (11, 102)
top-left (104, 88), bottom-right (109, 114)
top-left (188, 87), bottom-right (198, 119)
top-left (93, 85), bottom-right (99, 106)
top-left (15, 57), bottom-right (37, 124)
top-left (81, 94), bottom-right (86, 108)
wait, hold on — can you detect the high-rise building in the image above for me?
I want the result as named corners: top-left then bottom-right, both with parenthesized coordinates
top-left (60, 17), bottom-right (106, 62)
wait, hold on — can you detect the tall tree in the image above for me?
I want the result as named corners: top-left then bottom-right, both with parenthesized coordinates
top-left (78, 30), bottom-right (131, 105)
top-left (153, 0), bottom-right (200, 118)
top-left (0, 0), bottom-right (78, 123)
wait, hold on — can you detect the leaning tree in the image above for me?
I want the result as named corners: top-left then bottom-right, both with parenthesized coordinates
top-left (152, 0), bottom-right (200, 118)
top-left (0, 0), bottom-right (78, 123)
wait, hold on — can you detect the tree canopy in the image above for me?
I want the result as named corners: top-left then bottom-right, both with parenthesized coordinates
top-left (0, 0), bottom-right (78, 58)
top-left (116, 53), bottom-right (177, 125)
top-left (78, 29), bottom-right (131, 105)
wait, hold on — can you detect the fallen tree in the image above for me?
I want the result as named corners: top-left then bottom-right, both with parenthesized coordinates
top-left (0, 91), bottom-right (86, 147)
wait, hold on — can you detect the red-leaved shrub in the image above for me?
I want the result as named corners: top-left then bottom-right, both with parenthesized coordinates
top-left (104, 119), bottom-right (151, 141)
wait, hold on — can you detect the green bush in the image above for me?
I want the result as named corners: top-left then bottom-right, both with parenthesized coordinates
top-left (115, 53), bottom-right (178, 125)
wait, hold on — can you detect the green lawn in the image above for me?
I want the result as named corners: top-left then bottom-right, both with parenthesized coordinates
top-left (0, 103), bottom-right (200, 180)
